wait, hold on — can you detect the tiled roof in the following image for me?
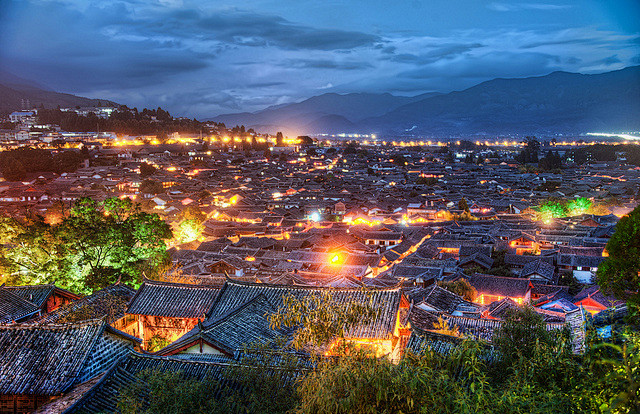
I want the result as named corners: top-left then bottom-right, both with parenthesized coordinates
top-left (39, 284), bottom-right (136, 324)
top-left (558, 254), bottom-right (606, 268)
top-left (0, 320), bottom-right (135, 395)
top-left (3, 285), bottom-right (56, 308)
top-left (520, 259), bottom-right (555, 281)
top-left (61, 351), bottom-right (305, 414)
top-left (126, 280), bottom-right (220, 318)
top-left (468, 274), bottom-right (533, 298)
top-left (406, 285), bottom-right (466, 313)
top-left (0, 285), bottom-right (40, 324)
top-left (207, 280), bottom-right (402, 339)
top-left (158, 294), bottom-right (289, 357)
top-left (405, 327), bottom-right (464, 356)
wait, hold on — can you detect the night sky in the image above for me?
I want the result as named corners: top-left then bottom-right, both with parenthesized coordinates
top-left (1, 0), bottom-right (638, 118)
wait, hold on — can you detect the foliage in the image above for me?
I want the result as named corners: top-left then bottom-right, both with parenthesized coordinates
top-left (438, 278), bottom-right (477, 302)
top-left (433, 316), bottom-right (462, 337)
top-left (269, 290), bottom-right (379, 353)
top-left (567, 197), bottom-right (592, 215)
top-left (515, 138), bottom-right (540, 164)
top-left (458, 197), bottom-right (470, 212)
top-left (177, 219), bottom-right (203, 243)
top-left (139, 179), bottom-right (164, 194)
top-left (0, 155), bottom-right (27, 181)
top-left (0, 147), bottom-right (84, 180)
top-left (37, 107), bottom-right (204, 136)
top-left (485, 249), bottom-right (514, 278)
top-left (591, 330), bottom-right (640, 412)
top-left (597, 206), bottom-right (640, 306)
top-left (0, 197), bottom-right (172, 293)
top-left (492, 305), bottom-right (555, 368)
top-left (139, 162), bottom-right (157, 178)
top-left (416, 176), bottom-right (437, 186)
top-left (538, 150), bottom-right (562, 171)
top-left (118, 370), bottom-right (223, 414)
top-left (146, 334), bottom-right (172, 353)
top-left (391, 155), bottom-right (407, 166)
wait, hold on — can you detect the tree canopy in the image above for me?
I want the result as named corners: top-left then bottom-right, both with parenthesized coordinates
top-left (597, 205), bottom-right (640, 306)
top-left (0, 197), bottom-right (172, 293)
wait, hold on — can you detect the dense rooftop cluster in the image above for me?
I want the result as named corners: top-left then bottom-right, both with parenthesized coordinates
top-left (0, 131), bottom-right (638, 412)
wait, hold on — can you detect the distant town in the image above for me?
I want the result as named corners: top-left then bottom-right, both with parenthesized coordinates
top-left (0, 105), bottom-right (639, 413)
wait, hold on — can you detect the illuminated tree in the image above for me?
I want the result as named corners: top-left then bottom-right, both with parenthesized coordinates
top-left (537, 200), bottom-right (567, 222)
top-left (0, 197), bottom-right (172, 293)
top-left (177, 219), bottom-right (203, 244)
top-left (567, 197), bottom-right (592, 216)
top-left (62, 197), bottom-right (173, 291)
top-left (458, 198), bottom-right (470, 212)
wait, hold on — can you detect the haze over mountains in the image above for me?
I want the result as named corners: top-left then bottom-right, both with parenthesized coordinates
top-left (0, 70), bottom-right (117, 114)
top-left (213, 66), bottom-right (640, 137)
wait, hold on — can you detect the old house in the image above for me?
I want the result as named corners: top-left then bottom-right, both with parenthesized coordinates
top-left (519, 259), bottom-right (555, 283)
top-left (123, 280), bottom-right (220, 348)
top-left (156, 294), bottom-right (289, 358)
top-left (207, 280), bottom-right (407, 357)
top-left (0, 320), bottom-right (138, 414)
top-left (467, 273), bottom-right (534, 305)
top-left (2, 284), bottom-right (80, 318)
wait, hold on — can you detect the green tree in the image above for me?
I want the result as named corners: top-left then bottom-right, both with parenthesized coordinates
top-left (61, 197), bottom-right (172, 291)
top-left (597, 206), bottom-right (640, 306)
top-left (492, 305), bottom-right (554, 368)
top-left (270, 290), bottom-right (379, 353)
top-left (1, 198), bottom-right (172, 293)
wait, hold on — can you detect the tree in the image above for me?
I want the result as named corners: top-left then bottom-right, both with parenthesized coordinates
top-left (298, 135), bottom-right (313, 145)
top-left (597, 206), bottom-right (640, 305)
top-left (139, 162), bottom-right (157, 178)
top-left (270, 291), bottom-right (379, 354)
top-left (53, 150), bottom-right (84, 173)
top-left (458, 198), bottom-right (470, 212)
top-left (0, 198), bottom-right (172, 293)
top-left (0, 156), bottom-right (26, 181)
top-left (438, 278), bottom-right (477, 301)
top-left (139, 179), bottom-right (164, 195)
top-left (493, 305), bottom-right (553, 367)
top-left (276, 131), bottom-right (284, 147)
top-left (391, 155), bottom-right (407, 166)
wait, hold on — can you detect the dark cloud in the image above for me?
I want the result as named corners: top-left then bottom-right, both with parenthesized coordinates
top-left (386, 43), bottom-right (484, 65)
top-left (282, 59), bottom-right (373, 70)
top-left (124, 9), bottom-right (380, 51)
top-left (599, 54), bottom-right (622, 65)
top-left (399, 51), bottom-right (564, 82)
top-left (521, 37), bottom-right (605, 49)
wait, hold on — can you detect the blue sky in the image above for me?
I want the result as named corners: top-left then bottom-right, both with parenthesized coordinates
top-left (0, 0), bottom-right (638, 118)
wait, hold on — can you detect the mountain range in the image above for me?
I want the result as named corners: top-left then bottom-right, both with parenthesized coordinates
top-left (212, 66), bottom-right (640, 136)
top-left (0, 70), bottom-right (118, 114)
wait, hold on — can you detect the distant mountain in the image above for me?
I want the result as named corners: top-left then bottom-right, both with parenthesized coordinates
top-left (0, 70), bottom-right (118, 114)
top-left (362, 66), bottom-right (640, 136)
top-left (213, 66), bottom-right (640, 136)
top-left (212, 92), bottom-right (440, 135)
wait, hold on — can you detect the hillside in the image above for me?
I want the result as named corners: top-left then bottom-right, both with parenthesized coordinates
top-left (0, 70), bottom-right (118, 114)
top-left (213, 66), bottom-right (640, 136)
